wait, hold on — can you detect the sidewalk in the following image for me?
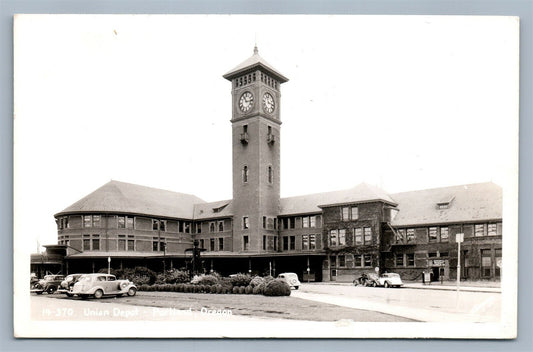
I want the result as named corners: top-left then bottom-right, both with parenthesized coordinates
top-left (306, 280), bottom-right (501, 293)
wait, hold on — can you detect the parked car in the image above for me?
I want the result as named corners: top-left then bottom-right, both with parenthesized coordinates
top-left (31, 275), bottom-right (65, 294)
top-left (277, 272), bottom-right (301, 290)
top-left (353, 272), bottom-right (378, 287)
top-left (57, 274), bottom-right (84, 297)
top-left (70, 274), bottom-right (137, 299)
top-left (30, 273), bottom-right (39, 289)
top-left (376, 273), bottom-right (403, 288)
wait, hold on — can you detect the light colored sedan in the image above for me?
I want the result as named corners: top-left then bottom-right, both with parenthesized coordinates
top-left (277, 272), bottom-right (301, 290)
top-left (377, 273), bottom-right (403, 288)
top-left (71, 273), bottom-right (137, 299)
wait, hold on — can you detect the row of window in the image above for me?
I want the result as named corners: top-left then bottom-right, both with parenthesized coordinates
top-left (282, 234), bottom-right (319, 251)
top-left (242, 165), bottom-right (274, 183)
top-left (199, 238), bottom-right (225, 252)
top-left (262, 235), bottom-right (278, 251)
top-left (329, 228), bottom-right (373, 247)
top-left (341, 206), bottom-right (359, 221)
top-left (280, 215), bottom-right (320, 230)
top-left (395, 223), bottom-right (500, 244)
top-left (332, 254), bottom-right (373, 268)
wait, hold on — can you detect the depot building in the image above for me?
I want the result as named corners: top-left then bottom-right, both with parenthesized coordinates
top-left (37, 47), bottom-right (503, 282)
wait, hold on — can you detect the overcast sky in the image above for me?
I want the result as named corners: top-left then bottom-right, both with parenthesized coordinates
top-left (14, 15), bottom-right (518, 248)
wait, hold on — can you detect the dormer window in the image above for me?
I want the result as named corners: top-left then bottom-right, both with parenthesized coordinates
top-left (437, 196), bottom-right (455, 209)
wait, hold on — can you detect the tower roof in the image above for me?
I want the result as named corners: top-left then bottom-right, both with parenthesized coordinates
top-left (223, 46), bottom-right (289, 83)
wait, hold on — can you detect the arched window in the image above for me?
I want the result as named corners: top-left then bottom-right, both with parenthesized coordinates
top-left (268, 166), bottom-right (273, 184)
top-left (243, 165), bottom-right (248, 183)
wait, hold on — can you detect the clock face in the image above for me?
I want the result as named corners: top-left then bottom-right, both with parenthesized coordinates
top-left (263, 93), bottom-right (275, 113)
top-left (239, 92), bottom-right (254, 112)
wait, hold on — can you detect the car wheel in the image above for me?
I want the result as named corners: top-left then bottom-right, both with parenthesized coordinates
top-left (47, 286), bottom-right (56, 294)
top-left (66, 293), bottom-right (73, 297)
top-left (384, 281), bottom-right (390, 288)
top-left (353, 280), bottom-right (358, 286)
top-left (94, 289), bottom-right (104, 299)
top-left (35, 291), bottom-right (43, 295)
top-left (127, 287), bottom-right (136, 297)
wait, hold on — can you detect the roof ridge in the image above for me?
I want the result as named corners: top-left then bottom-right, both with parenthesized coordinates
top-left (390, 181), bottom-right (500, 196)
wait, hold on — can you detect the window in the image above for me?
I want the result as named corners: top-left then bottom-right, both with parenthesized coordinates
top-left (178, 221), bottom-right (183, 232)
top-left (93, 215), bottom-right (101, 227)
top-left (118, 235), bottom-right (126, 251)
top-left (127, 216), bottom-right (134, 229)
top-left (200, 239), bottom-right (205, 249)
top-left (354, 254), bottom-right (362, 267)
top-left (429, 227), bottom-right (438, 242)
top-left (439, 252), bottom-right (449, 257)
top-left (159, 220), bottom-right (166, 232)
top-left (210, 238), bottom-right (215, 251)
top-left (342, 207), bottom-right (349, 221)
top-left (196, 223), bottom-right (202, 234)
top-left (440, 227), bottom-right (449, 241)
top-left (83, 235), bottom-right (90, 251)
top-left (310, 216), bottom-right (316, 228)
top-left (364, 254), bottom-right (372, 267)
top-left (84, 215), bottom-right (92, 228)
top-left (290, 236), bottom-right (295, 250)
top-left (302, 235), bottom-right (309, 250)
top-left (495, 248), bottom-right (502, 277)
top-left (406, 229), bottom-right (415, 243)
top-left (118, 216), bottom-right (126, 229)
top-left (209, 222), bottom-right (215, 233)
top-left (152, 220), bottom-right (159, 231)
top-left (354, 228), bottom-right (363, 245)
top-left (268, 166), bottom-right (273, 184)
top-left (488, 224), bottom-right (497, 236)
top-left (395, 254), bottom-right (404, 266)
top-left (338, 229), bottom-right (346, 245)
top-left (351, 206), bottom-right (358, 220)
top-left (152, 237), bottom-right (165, 252)
top-left (481, 249), bottom-right (492, 277)
top-left (218, 221), bottom-right (224, 232)
top-left (152, 238), bottom-right (159, 251)
top-left (127, 236), bottom-right (134, 251)
top-left (273, 237), bottom-right (278, 251)
top-left (283, 236), bottom-right (289, 251)
top-left (475, 224), bottom-right (485, 237)
top-left (243, 236), bottom-right (249, 251)
top-left (263, 236), bottom-right (267, 250)
top-left (267, 217), bottom-right (274, 230)
top-left (263, 216), bottom-right (267, 229)
top-left (184, 222), bottom-right (190, 233)
top-left (289, 217), bottom-right (295, 229)
top-left (243, 217), bottom-right (249, 230)
top-left (242, 165), bottom-right (248, 183)
top-left (302, 217), bottom-right (309, 228)
top-left (309, 234), bottom-right (316, 250)
top-left (274, 218), bottom-right (278, 230)
top-left (92, 235), bottom-right (100, 251)
top-left (428, 252), bottom-right (438, 258)
top-left (396, 229), bottom-right (406, 244)
top-left (364, 227), bottom-right (372, 244)
top-left (339, 255), bottom-right (346, 268)
top-left (330, 230), bottom-right (338, 246)
top-left (407, 253), bottom-right (415, 266)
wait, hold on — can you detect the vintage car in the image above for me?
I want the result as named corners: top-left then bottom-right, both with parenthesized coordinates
top-left (70, 273), bottom-right (137, 299)
top-left (57, 274), bottom-right (84, 297)
top-left (31, 275), bottom-right (65, 294)
top-left (277, 272), bottom-right (301, 290)
top-left (376, 273), bottom-right (404, 288)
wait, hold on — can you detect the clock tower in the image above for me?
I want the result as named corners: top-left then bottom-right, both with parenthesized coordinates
top-left (223, 46), bottom-right (288, 253)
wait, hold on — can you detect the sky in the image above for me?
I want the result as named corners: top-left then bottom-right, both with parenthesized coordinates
top-left (13, 15), bottom-right (519, 249)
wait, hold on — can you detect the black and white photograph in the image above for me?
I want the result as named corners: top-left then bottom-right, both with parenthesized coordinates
top-left (13, 14), bottom-right (518, 338)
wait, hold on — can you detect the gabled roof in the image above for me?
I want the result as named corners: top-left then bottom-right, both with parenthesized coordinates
top-left (55, 180), bottom-right (205, 219)
top-left (390, 182), bottom-right (502, 226)
top-left (223, 46), bottom-right (289, 83)
top-left (280, 183), bottom-right (397, 216)
top-left (193, 200), bottom-right (233, 220)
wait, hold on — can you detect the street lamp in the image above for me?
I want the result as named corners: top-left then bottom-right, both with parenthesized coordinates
top-left (107, 256), bottom-right (111, 275)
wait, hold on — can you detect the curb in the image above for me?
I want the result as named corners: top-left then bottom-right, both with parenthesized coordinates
top-left (402, 285), bottom-right (501, 293)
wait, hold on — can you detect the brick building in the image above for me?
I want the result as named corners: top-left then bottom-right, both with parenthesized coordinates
top-left (43, 47), bottom-right (503, 281)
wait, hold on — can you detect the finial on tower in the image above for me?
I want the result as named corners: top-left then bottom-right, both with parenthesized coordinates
top-left (254, 44), bottom-right (258, 55)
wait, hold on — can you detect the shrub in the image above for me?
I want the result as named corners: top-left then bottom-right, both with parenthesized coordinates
top-left (219, 277), bottom-right (233, 291)
top-left (210, 285), bottom-right (217, 294)
top-left (250, 276), bottom-right (265, 288)
top-left (191, 274), bottom-right (219, 286)
top-left (216, 284), bottom-right (223, 294)
top-left (252, 285), bottom-right (264, 295)
top-left (230, 273), bottom-right (252, 287)
top-left (165, 270), bottom-right (190, 284)
top-left (238, 286), bottom-right (245, 294)
top-left (232, 286), bottom-right (239, 294)
top-left (245, 285), bottom-right (253, 294)
top-left (102, 266), bottom-right (157, 286)
top-left (263, 279), bottom-right (291, 296)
